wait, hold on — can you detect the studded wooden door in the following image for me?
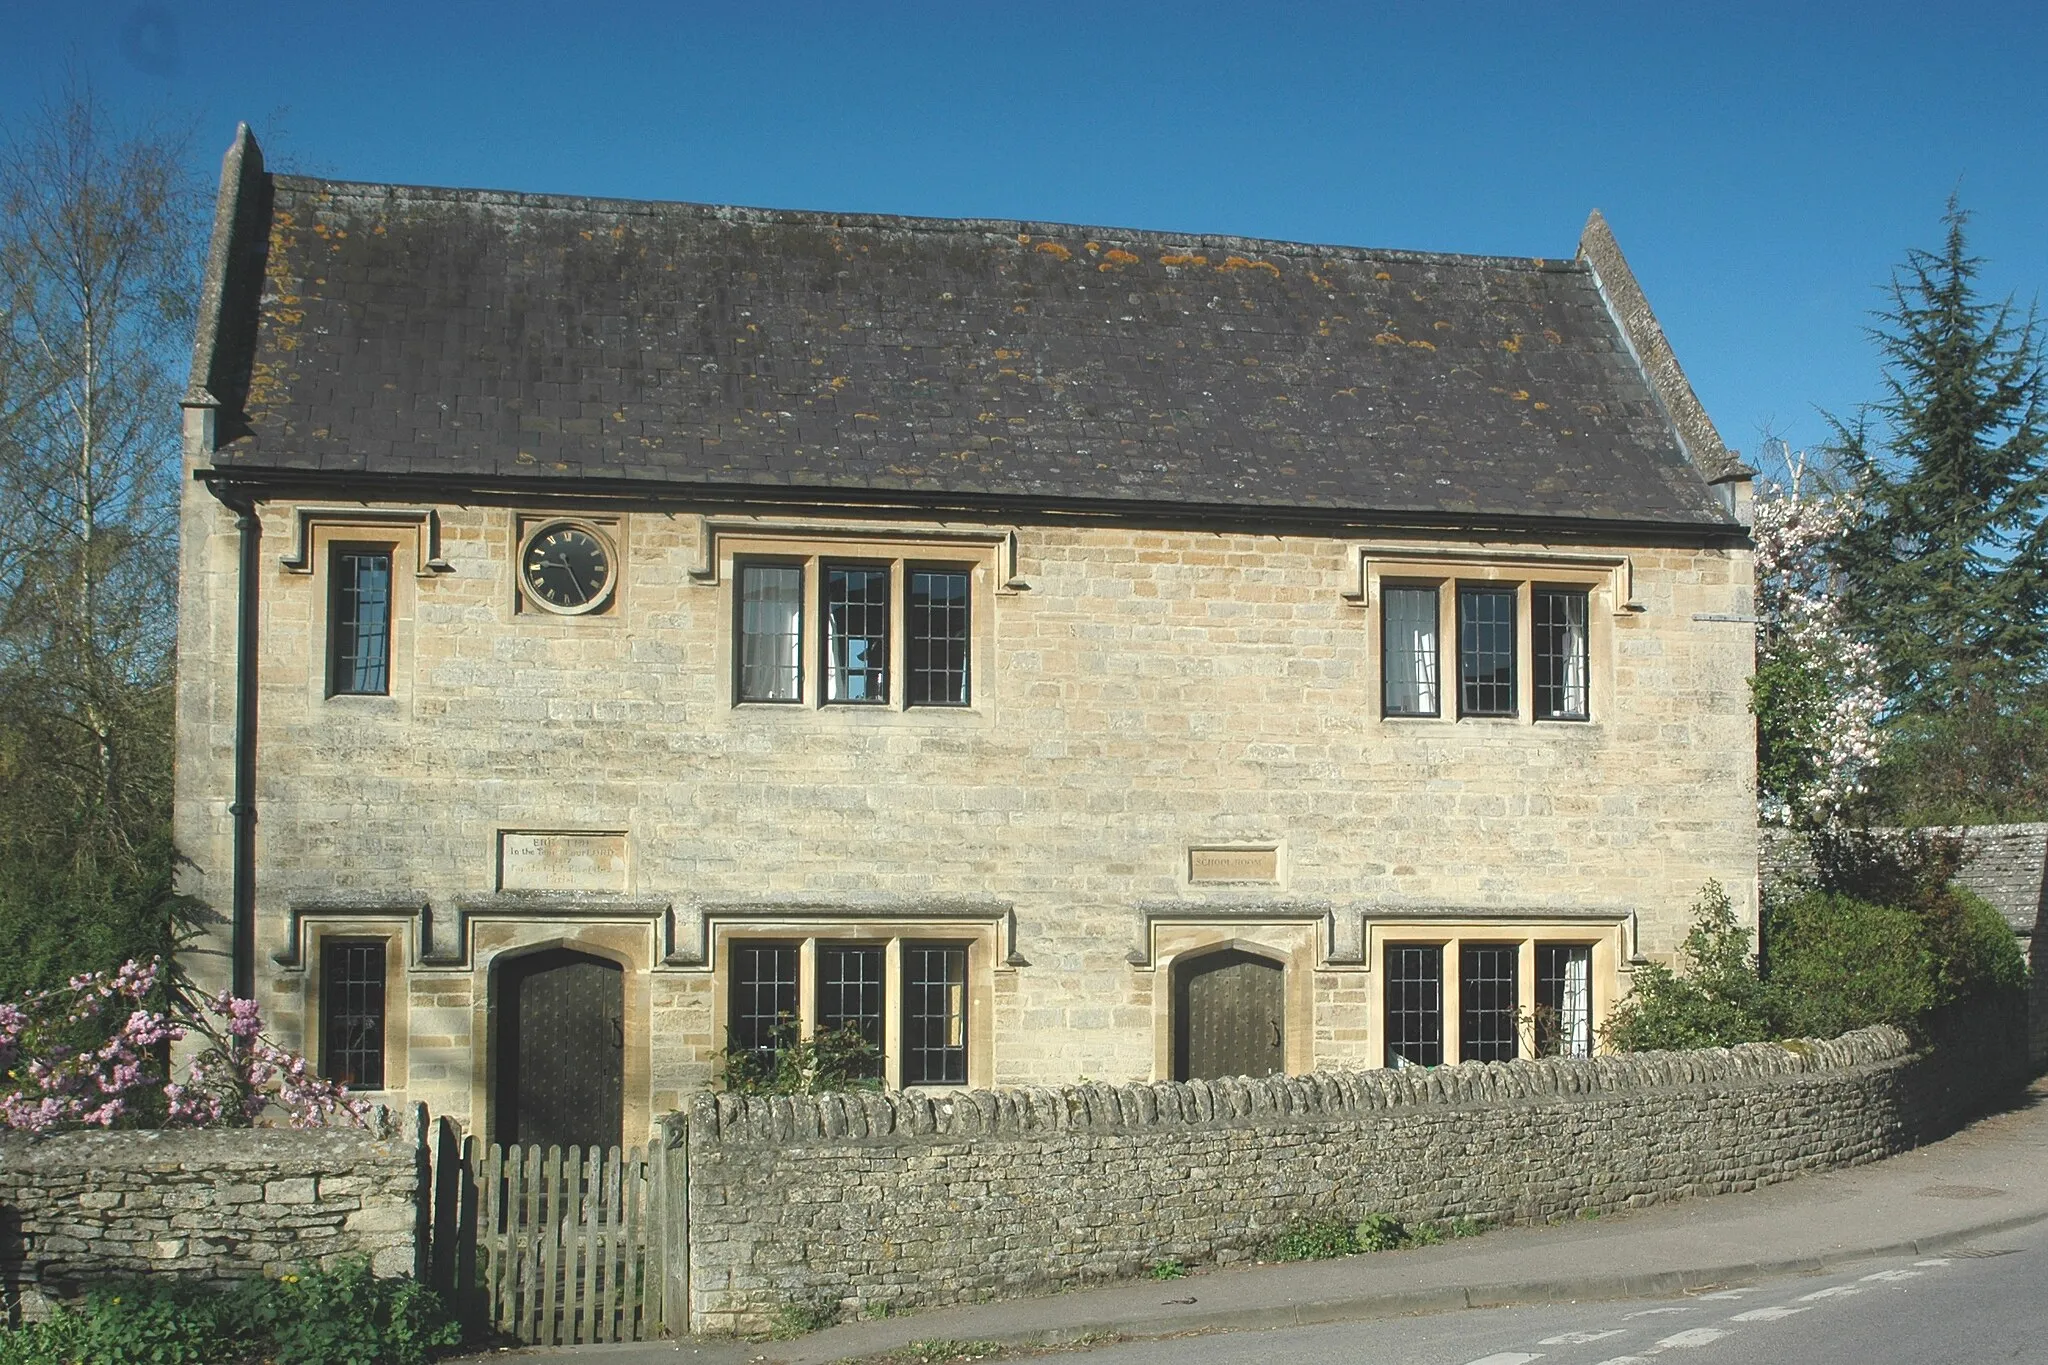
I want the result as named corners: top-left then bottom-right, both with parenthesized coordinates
top-left (1173, 949), bottom-right (1285, 1080)
top-left (496, 950), bottom-right (624, 1152)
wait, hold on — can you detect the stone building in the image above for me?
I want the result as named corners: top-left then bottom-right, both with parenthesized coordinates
top-left (174, 127), bottom-right (1756, 1150)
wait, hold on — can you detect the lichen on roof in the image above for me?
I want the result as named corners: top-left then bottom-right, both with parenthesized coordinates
top-left (196, 165), bottom-right (1738, 530)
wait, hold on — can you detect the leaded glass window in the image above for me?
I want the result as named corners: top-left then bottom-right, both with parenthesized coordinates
top-left (737, 563), bottom-right (803, 702)
top-left (321, 940), bottom-right (386, 1088)
top-left (1459, 943), bottom-right (1519, 1062)
top-left (728, 941), bottom-right (800, 1070)
top-left (1385, 944), bottom-right (1443, 1068)
top-left (908, 569), bottom-right (971, 706)
top-left (1381, 585), bottom-right (1440, 716)
top-left (328, 547), bottom-right (392, 696)
top-left (824, 564), bottom-right (889, 703)
top-left (816, 943), bottom-right (886, 1081)
top-left (1536, 944), bottom-right (1594, 1058)
top-left (903, 942), bottom-right (968, 1085)
top-left (1534, 588), bottom-right (1590, 720)
top-left (1458, 585), bottom-right (1517, 717)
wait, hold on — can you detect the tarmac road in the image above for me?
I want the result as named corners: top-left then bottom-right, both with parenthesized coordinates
top-left (1053, 1218), bottom-right (2048, 1363)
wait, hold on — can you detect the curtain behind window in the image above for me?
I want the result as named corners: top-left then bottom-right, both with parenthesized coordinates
top-left (1382, 586), bottom-right (1439, 715)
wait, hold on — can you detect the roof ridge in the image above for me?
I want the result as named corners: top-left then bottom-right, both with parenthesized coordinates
top-left (266, 174), bottom-right (1583, 273)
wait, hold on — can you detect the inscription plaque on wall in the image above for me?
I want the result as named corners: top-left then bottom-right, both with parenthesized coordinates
top-left (1188, 846), bottom-right (1280, 883)
top-left (497, 831), bottom-right (629, 893)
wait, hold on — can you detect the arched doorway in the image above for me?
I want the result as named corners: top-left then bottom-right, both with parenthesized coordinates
top-left (1172, 948), bottom-right (1285, 1081)
top-left (495, 949), bottom-right (624, 1151)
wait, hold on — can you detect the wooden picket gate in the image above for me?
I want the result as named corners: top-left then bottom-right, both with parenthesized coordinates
top-left (425, 1115), bottom-right (688, 1345)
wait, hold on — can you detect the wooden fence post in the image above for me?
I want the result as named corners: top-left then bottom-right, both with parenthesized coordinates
top-left (656, 1113), bottom-right (689, 1337)
top-left (429, 1116), bottom-right (461, 1299)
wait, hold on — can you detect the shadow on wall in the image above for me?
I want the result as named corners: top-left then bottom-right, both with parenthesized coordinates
top-left (679, 1007), bottom-right (2029, 1335)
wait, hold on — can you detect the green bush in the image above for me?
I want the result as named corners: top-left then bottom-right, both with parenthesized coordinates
top-left (1605, 882), bottom-right (1783, 1052)
top-left (1923, 886), bottom-right (2029, 1002)
top-left (1352, 1214), bottom-right (1408, 1252)
top-left (0, 1260), bottom-right (460, 1365)
top-left (1270, 1217), bottom-right (1358, 1261)
top-left (242, 1259), bottom-right (459, 1365)
top-left (1765, 891), bottom-right (1934, 1038)
top-left (719, 1020), bottom-right (883, 1095)
top-left (1610, 855), bottom-right (2032, 1054)
top-left (767, 1296), bottom-right (838, 1339)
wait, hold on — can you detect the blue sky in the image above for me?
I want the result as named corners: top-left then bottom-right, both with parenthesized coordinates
top-left (6, 2), bottom-right (2042, 471)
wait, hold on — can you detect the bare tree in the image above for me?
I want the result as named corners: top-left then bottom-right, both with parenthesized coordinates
top-left (0, 83), bottom-right (199, 991)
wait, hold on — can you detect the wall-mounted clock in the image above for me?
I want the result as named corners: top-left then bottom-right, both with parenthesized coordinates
top-left (519, 520), bottom-right (616, 615)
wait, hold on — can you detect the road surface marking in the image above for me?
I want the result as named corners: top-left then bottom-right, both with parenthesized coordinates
top-left (1461, 1354), bottom-right (1544, 1365)
top-left (1623, 1306), bottom-right (1692, 1318)
top-left (1860, 1268), bottom-right (1922, 1282)
top-left (1540, 1329), bottom-right (1627, 1345)
top-left (1914, 1258), bottom-right (1953, 1267)
top-left (1657, 1328), bottom-right (1729, 1348)
top-left (1798, 1285), bottom-right (1865, 1300)
top-left (1693, 1289), bottom-right (1753, 1300)
top-left (1730, 1305), bottom-right (1810, 1322)
top-left (1590, 1357), bottom-right (1653, 1364)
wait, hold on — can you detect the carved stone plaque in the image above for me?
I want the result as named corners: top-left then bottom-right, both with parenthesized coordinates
top-left (498, 831), bottom-right (629, 893)
top-left (1188, 846), bottom-right (1279, 883)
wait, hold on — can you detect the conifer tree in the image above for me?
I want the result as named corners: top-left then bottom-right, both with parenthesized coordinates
top-left (1829, 200), bottom-right (2048, 720)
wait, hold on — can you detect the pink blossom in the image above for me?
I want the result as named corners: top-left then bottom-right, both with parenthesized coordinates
top-left (0, 960), bottom-right (365, 1134)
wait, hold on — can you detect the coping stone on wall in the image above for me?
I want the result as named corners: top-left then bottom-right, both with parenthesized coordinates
top-left (686, 1026), bottom-right (1916, 1146)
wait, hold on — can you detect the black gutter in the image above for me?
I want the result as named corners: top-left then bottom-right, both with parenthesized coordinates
top-left (194, 466), bottom-right (1753, 552)
top-left (211, 484), bottom-right (262, 1003)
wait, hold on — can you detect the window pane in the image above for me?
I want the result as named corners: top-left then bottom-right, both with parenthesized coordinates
top-left (1384, 944), bottom-right (1442, 1068)
top-left (1534, 589), bottom-right (1590, 720)
top-left (1460, 943), bottom-right (1520, 1062)
top-left (1537, 944), bottom-right (1594, 1058)
top-left (908, 570), bottom-right (971, 706)
top-left (728, 941), bottom-right (800, 1071)
top-left (824, 565), bottom-right (890, 703)
top-left (321, 940), bottom-right (386, 1088)
top-left (1381, 586), bottom-right (1440, 716)
top-left (817, 943), bottom-right (885, 1082)
top-left (329, 549), bottom-right (392, 696)
top-left (738, 564), bottom-right (803, 701)
top-left (903, 942), bottom-right (968, 1085)
top-left (1458, 586), bottom-right (1516, 717)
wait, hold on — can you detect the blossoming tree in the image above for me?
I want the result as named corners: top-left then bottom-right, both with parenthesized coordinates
top-left (1751, 440), bottom-right (1887, 827)
top-left (0, 958), bottom-right (365, 1132)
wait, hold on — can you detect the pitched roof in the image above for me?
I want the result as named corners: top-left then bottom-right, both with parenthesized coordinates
top-left (191, 129), bottom-right (1743, 534)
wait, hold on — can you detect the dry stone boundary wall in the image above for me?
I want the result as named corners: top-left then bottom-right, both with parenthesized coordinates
top-left (0, 1119), bottom-right (419, 1316)
top-left (683, 1024), bottom-right (2020, 1333)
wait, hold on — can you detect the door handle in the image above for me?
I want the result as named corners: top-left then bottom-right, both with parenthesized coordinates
top-left (1271, 1020), bottom-right (1282, 1048)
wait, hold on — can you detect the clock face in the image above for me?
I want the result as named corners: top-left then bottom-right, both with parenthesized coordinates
top-left (521, 522), bottom-right (615, 614)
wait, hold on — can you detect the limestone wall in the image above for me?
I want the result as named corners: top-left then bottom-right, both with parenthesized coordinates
top-left (174, 479), bottom-right (1758, 1128)
top-left (0, 1121), bottom-right (419, 1311)
top-left (682, 1022), bottom-right (2020, 1333)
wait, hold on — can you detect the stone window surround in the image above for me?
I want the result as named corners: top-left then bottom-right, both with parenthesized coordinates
top-left (1347, 546), bottom-right (1637, 728)
top-left (711, 920), bottom-right (1001, 1091)
top-left (1368, 918), bottom-right (1629, 1064)
top-left (297, 917), bottom-right (414, 1100)
top-left (721, 541), bottom-right (997, 713)
top-left (286, 518), bottom-right (425, 712)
